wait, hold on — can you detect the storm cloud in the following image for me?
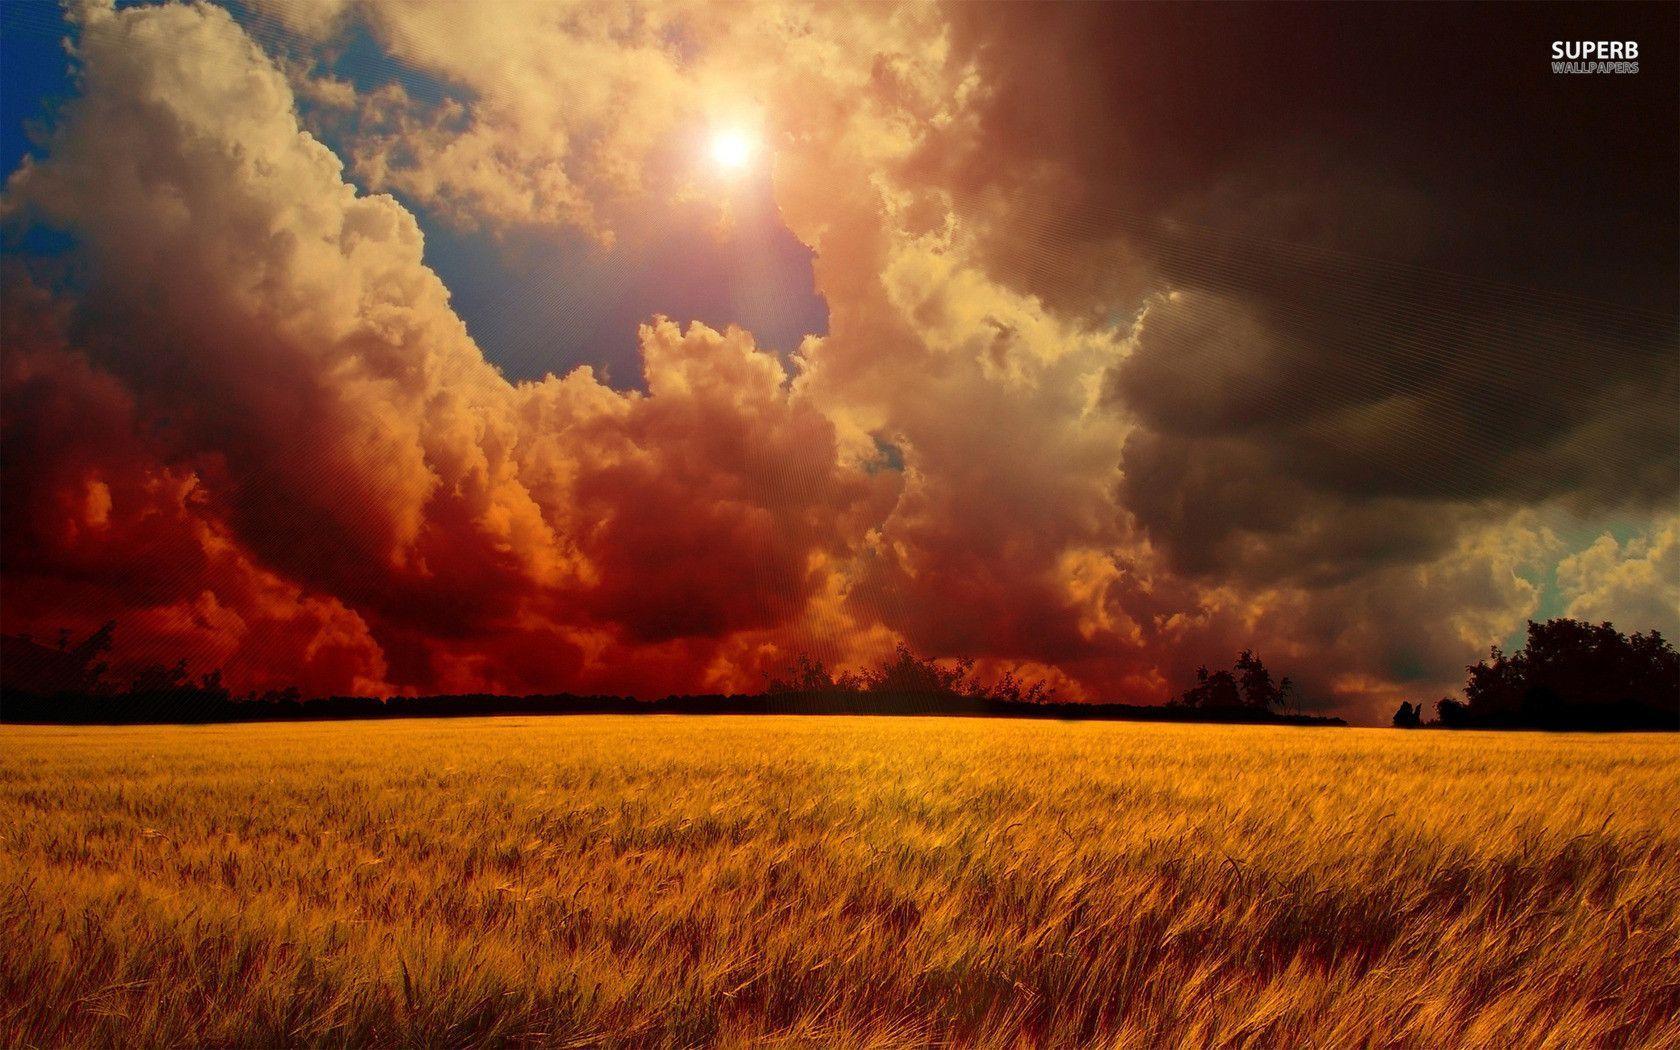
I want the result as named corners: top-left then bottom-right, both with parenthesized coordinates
top-left (2, 0), bottom-right (1674, 720)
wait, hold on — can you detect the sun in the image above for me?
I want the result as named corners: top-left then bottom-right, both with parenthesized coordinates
top-left (710, 129), bottom-right (754, 172)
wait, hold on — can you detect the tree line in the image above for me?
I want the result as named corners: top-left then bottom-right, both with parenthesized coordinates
top-left (6, 616), bottom-right (1671, 730)
top-left (1392, 618), bottom-right (1677, 731)
top-left (0, 628), bottom-right (1343, 727)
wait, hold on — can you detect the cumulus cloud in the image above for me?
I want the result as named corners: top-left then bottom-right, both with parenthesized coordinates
top-left (1558, 522), bottom-right (1680, 639)
top-left (1, 0), bottom-right (886, 696)
top-left (338, 0), bottom-right (735, 237)
top-left (1, 275), bottom-right (391, 694)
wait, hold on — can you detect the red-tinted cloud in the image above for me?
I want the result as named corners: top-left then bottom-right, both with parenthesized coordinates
top-left (2, 1), bottom-right (1673, 722)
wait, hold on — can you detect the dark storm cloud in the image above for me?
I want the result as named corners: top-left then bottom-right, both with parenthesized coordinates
top-left (938, 1), bottom-right (1679, 584)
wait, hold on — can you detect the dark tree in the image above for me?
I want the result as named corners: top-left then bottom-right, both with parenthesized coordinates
top-left (1432, 697), bottom-right (1465, 726)
top-left (765, 646), bottom-right (1053, 706)
top-left (765, 654), bottom-right (860, 695)
top-left (1179, 666), bottom-right (1243, 709)
top-left (1451, 619), bottom-right (1678, 729)
top-left (129, 659), bottom-right (191, 697)
top-left (1392, 701), bottom-right (1422, 728)
top-left (1, 620), bottom-right (115, 695)
top-left (1179, 651), bottom-right (1293, 712)
top-left (986, 668), bottom-right (1053, 705)
top-left (866, 645), bottom-right (975, 699)
top-left (1235, 649), bottom-right (1288, 711)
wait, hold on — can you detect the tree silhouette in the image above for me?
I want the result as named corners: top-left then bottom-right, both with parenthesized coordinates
top-left (766, 646), bottom-right (1052, 704)
top-left (1434, 619), bottom-right (1678, 729)
top-left (764, 654), bottom-right (862, 695)
top-left (1, 620), bottom-right (115, 695)
top-left (867, 645), bottom-right (975, 699)
top-left (1179, 666), bottom-right (1242, 709)
top-left (1236, 649), bottom-right (1290, 711)
top-left (4, 625), bottom-right (1347, 726)
top-left (1178, 651), bottom-right (1293, 712)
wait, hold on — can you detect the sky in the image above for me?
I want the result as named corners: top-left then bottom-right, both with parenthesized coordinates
top-left (1, 0), bottom-right (1675, 722)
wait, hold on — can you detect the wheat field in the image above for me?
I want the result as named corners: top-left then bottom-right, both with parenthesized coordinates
top-left (0, 716), bottom-right (1675, 1048)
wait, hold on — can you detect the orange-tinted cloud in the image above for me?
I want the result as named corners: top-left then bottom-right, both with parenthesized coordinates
top-left (3, 1), bottom-right (891, 699)
top-left (3, 0), bottom-right (1674, 722)
top-left (1, 275), bottom-right (391, 695)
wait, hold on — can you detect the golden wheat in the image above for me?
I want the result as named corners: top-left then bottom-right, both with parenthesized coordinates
top-left (1, 716), bottom-right (1675, 1048)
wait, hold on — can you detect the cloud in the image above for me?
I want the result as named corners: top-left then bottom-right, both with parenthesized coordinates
top-left (931, 1), bottom-right (1677, 527)
top-left (1, 0), bottom-right (1674, 720)
top-left (244, 0), bottom-right (354, 42)
top-left (1, 274), bottom-right (391, 695)
top-left (1558, 522), bottom-right (1680, 639)
top-left (1, 0), bottom-right (886, 696)
top-left (338, 0), bottom-right (724, 237)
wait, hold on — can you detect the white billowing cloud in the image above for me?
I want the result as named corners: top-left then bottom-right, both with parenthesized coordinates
top-left (1558, 520), bottom-right (1680, 638)
top-left (343, 0), bottom-right (717, 236)
top-left (244, 0), bottom-right (354, 41)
